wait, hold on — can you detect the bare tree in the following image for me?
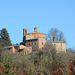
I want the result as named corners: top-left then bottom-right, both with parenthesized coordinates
top-left (46, 28), bottom-right (65, 41)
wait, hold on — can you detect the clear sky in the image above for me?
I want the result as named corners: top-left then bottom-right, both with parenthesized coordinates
top-left (0, 0), bottom-right (75, 49)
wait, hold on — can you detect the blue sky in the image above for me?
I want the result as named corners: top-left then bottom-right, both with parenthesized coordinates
top-left (0, 0), bottom-right (75, 49)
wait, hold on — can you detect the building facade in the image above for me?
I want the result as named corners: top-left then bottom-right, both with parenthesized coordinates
top-left (21, 27), bottom-right (66, 52)
top-left (4, 45), bottom-right (32, 55)
top-left (21, 27), bottom-right (46, 50)
top-left (47, 37), bottom-right (66, 53)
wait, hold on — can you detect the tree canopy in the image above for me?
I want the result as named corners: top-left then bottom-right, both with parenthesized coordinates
top-left (0, 28), bottom-right (12, 47)
top-left (46, 28), bottom-right (65, 41)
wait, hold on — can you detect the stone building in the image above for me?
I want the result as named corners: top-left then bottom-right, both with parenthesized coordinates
top-left (3, 45), bottom-right (32, 55)
top-left (21, 27), bottom-right (66, 52)
top-left (47, 37), bottom-right (66, 52)
top-left (21, 27), bottom-right (46, 50)
top-left (3, 27), bottom-right (66, 55)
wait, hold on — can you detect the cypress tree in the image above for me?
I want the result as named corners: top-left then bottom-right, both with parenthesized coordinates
top-left (0, 28), bottom-right (12, 47)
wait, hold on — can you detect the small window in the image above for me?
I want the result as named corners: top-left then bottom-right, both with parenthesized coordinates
top-left (25, 30), bottom-right (27, 35)
top-left (27, 43), bottom-right (29, 46)
top-left (32, 43), bottom-right (33, 46)
top-left (29, 43), bottom-right (30, 46)
top-left (35, 42), bottom-right (36, 45)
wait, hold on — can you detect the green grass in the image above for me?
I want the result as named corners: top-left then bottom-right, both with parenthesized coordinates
top-left (24, 54), bottom-right (32, 58)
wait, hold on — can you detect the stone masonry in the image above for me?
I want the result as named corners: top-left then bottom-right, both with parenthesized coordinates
top-left (21, 27), bottom-right (66, 53)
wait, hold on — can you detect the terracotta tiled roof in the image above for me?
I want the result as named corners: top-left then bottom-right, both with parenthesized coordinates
top-left (29, 31), bottom-right (45, 34)
top-left (47, 41), bottom-right (66, 43)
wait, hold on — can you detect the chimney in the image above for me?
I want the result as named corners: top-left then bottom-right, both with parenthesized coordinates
top-left (23, 28), bottom-right (27, 36)
top-left (34, 27), bottom-right (37, 32)
top-left (64, 40), bottom-right (66, 43)
top-left (53, 36), bottom-right (56, 41)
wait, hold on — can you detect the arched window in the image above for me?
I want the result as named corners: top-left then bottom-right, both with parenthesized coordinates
top-left (35, 42), bottom-right (36, 45)
top-left (27, 43), bottom-right (29, 46)
top-left (25, 30), bottom-right (27, 35)
top-left (29, 43), bottom-right (30, 46)
top-left (32, 43), bottom-right (33, 46)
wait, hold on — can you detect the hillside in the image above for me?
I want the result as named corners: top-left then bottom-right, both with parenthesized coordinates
top-left (0, 44), bottom-right (75, 75)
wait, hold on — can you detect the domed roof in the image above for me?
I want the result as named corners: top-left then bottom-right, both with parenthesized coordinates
top-left (29, 27), bottom-right (45, 34)
top-left (30, 31), bottom-right (45, 34)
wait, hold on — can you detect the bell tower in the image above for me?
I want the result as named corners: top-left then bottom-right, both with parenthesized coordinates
top-left (23, 28), bottom-right (27, 37)
top-left (34, 27), bottom-right (37, 32)
top-left (53, 36), bottom-right (56, 41)
top-left (23, 28), bottom-right (27, 43)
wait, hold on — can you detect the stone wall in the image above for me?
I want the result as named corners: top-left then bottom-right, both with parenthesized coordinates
top-left (25, 39), bottom-right (38, 50)
top-left (22, 28), bottom-right (66, 53)
top-left (25, 34), bottom-right (36, 40)
top-left (3, 45), bottom-right (32, 55)
top-left (51, 42), bottom-right (66, 52)
top-left (38, 38), bottom-right (47, 49)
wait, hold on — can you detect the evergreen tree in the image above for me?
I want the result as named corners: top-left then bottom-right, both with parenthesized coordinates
top-left (0, 28), bottom-right (12, 47)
